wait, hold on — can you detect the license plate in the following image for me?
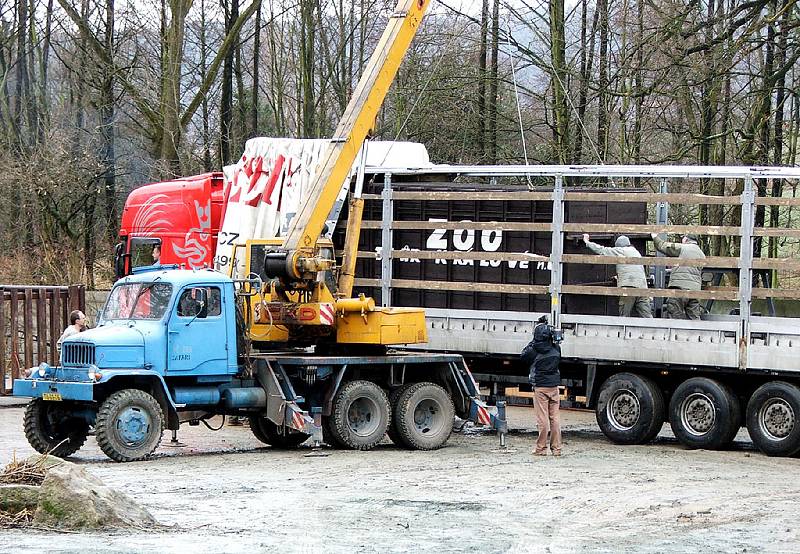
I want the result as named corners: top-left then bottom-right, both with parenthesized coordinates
top-left (42, 392), bottom-right (62, 401)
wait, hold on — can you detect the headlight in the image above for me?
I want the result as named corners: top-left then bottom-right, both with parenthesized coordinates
top-left (88, 364), bottom-right (102, 381)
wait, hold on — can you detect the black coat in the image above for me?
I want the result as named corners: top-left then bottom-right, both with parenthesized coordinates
top-left (521, 323), bottom-right (562, 388)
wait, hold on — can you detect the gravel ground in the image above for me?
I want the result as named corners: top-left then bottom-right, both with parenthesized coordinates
top-left (1, 404), bottom-right (799, 553)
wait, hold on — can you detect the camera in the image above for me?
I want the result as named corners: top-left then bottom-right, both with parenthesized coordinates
top-left (551, 327), bottom-right (564, 344)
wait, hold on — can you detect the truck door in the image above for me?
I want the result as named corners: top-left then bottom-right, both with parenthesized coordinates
top-left (167, 286), bottom-right (227, 374)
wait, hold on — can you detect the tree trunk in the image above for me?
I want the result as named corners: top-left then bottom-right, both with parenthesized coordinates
top-left (159, 0), bottom-right (192, 173)
top-left (596, 0), bottom-right (609, 161)
top-left (300, 0), bottom-right (317, 137)
top-left (478, 0), bottom-right (489, 160)
top-left (250, 0), bottom-right (261, 137)
top-left (487, 0), bottom-right (500, 163)
top-left (220, 0), bottom-right (238, 164)
top-left (574, 0), bottom-right (598, 163)
top-left (101, 0), bottom-right (116, 242)
top-left (549, 0), bottom-right (568, 164)
top-left (200, 0), bottom-right (211, 170)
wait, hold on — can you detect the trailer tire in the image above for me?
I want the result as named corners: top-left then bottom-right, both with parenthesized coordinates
top-left (669, 378), bottom-right (741, 450)
top-left (248, 416), bottom-right (309, 448)
top-left (330, 380), bottom-right (390, 450)
top-left (394, 382), bottom-right (455, 450)
top-left (746, 381), bottom-right (800, 457)
top-left (95, 389), bottom-right (165, 462)
top-left (23, 399), bottom-right (89, 458)
top-left (387, 384), bottom-right (413, 446)
top-left (596, 373), bottom-right (664, 444)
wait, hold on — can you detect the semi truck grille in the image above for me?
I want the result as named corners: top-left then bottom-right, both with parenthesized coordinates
top-left (62, 343), bottom-right (96, 366)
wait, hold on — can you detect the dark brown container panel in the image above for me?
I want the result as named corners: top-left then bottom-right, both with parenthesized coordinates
top-left (336, 182), bottom-right (647, 316)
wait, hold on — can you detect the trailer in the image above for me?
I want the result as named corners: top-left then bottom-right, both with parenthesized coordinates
top-left (344, 163), bottom-right (800, 457)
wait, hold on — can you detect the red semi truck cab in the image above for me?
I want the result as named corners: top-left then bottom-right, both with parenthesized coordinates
top-left (114, 173), bottom-right (226, 279)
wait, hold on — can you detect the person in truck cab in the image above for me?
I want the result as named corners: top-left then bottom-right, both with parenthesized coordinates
top-left (521, 315), bottom-right (563, 457)
top-left (152, 244), bottom-right (161, 264)
top-left (651, 233), bottom-right (706, 319)
top-left (583, 234), bottom-right (653, 318)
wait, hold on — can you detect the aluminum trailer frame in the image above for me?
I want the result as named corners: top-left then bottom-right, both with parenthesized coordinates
top-left (360, 164), bottom-right (800, 377)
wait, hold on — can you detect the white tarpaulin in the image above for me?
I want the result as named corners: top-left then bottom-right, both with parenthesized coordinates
top-left (215, 137), bottom-right (430, 278)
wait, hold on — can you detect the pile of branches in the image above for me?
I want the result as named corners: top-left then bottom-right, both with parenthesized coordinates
top-left (0, 454), bottom-right (51, 527)
top-left (0, 454), bottom-right (48, 486)
top-left (0, 507), bottom-right (33, 526)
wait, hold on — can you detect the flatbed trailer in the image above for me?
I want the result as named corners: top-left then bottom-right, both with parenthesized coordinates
top-left (348, 164), bottom-right (800, 456)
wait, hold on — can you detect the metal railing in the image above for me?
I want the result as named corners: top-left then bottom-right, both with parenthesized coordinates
top-left (1, 285), bottom-right (85, 395)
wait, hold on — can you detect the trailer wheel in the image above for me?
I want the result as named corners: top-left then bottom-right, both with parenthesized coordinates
top-left (595, 373), bottom-right (664, 444)
top-left (95, 389), bottom-right (165, 462)
top-left (23, 399), bottom-right (89, 458)
top-left (746, 381), bottom-right (800, 457)
top-left (330, 380), bottom-right (390, 450)
top-left (248, 416), bottom-right (309, 448)
top-left (669, 378), bottom-right (741, 450)
top-left (387, 384), bottom-right (413, 446)
top-left (394, 382), bottom-right (455, 450)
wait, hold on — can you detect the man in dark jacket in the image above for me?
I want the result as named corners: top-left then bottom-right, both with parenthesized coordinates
top-left (521, 315), bottom-right (562, 456)
top-left (651, 233), bottom-right (705, 319)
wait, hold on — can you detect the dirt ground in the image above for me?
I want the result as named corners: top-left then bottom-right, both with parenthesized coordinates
top-left (1, 403), bottom-right (798, 553)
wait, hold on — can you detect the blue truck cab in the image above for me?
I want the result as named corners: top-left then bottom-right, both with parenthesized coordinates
top-left (14, 268), bottom-right (503, 463)
top-left (13, 269), bottom-right (255, 461)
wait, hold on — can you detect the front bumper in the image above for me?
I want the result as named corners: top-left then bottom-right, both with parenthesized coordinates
top-left (12, 378), bottom-right (94, 402)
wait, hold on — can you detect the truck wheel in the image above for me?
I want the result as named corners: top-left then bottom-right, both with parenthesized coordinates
top-left (595, 373), bottom-right (664, 444)
top-left (330, 380), bottom-right (390, 450)
top-left (248, 416), bottom-right (309, 448)
top-left (387, 384), bottom-right (412, 446)
top-left (669, 378), bottom-right (741, 450)
top-left (23, 399), bottom-right (89, 458)
top-left (394, 382), bottom-right (455, 450)
top-left (322, 416), bottom-right (346, 448)
top-left (746, 381), bottom-right (800, 457)
top-left (95, 389), bottom-right (165, 462)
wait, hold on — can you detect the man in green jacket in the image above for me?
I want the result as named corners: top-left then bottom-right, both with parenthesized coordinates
top-left (583, 234), bottom-right (653, 317)
top-left (651, 233), bottom-right (706, 319)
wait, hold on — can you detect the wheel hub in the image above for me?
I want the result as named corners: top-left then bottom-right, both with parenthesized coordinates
top-left (680, 393), bottom-right (715, 436)
top-left (413, 399), bottom-right (443, 435)
top-left (607, 389), bottom-right (641, 431)
top-left (760, 399), bottom-right (795, 440)
top-left (116, 406), bottom-right (152, 446)
top-left (347, 397), bottom-right (380, 437)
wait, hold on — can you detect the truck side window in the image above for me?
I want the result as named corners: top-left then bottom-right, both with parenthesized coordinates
top-left (131, 238), bottom-right (162, 269)
top-left (177, 287), bottom-right (221, 318)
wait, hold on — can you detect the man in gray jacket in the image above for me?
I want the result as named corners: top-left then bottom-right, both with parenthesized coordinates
top-left (651, 233), bottom-right (705, 319)
top-left (583, 234), bottom-right (653, 318)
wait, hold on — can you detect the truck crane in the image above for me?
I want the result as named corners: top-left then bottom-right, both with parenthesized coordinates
top-left (12, 0), bottom-right (503, 462)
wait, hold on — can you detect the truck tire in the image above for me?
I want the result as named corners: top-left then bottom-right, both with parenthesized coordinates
top-left (95, 389), bottom-right (165, 462)
top-left (387, 384), bottom-right (413, 446)
top-left (248, 416), bottom-right (309, 448)
top-left (393, 382), bottom-right (455, 450)
top-left (746, 381), bottom-right (800, 457)
top-left (669, 378), bottom-right (741, 450)
top-left (322, 416), bottom-right (346, 448)
top-left (329, 380), bottom-right (390, 450)
top-left (23, 399), bottom-right (89, 458)
top-left (596, 372), bottom-right (664, 444)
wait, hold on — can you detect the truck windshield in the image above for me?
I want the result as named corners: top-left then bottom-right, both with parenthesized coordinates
top-left (101, 282), bottom-right (173, 321)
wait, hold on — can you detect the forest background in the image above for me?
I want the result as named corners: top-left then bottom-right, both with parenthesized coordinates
top-left (0, 0), bottom-right (798, 288)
